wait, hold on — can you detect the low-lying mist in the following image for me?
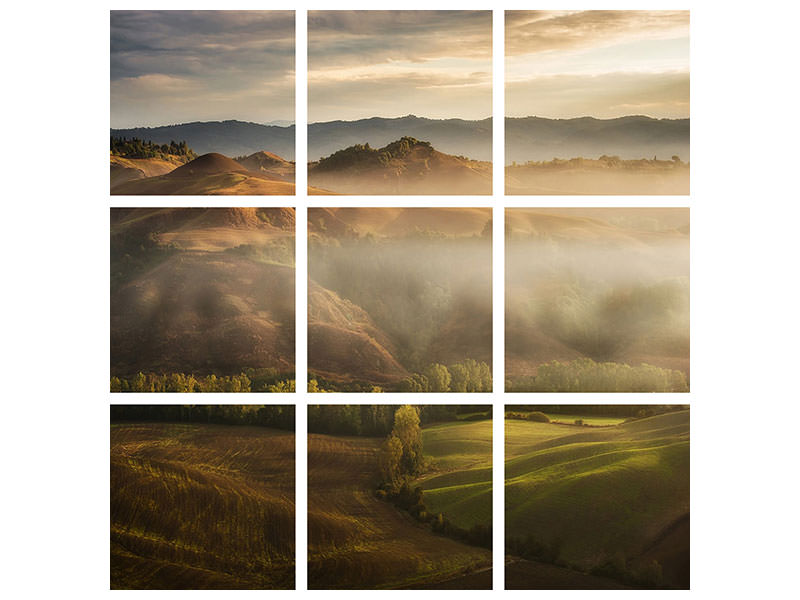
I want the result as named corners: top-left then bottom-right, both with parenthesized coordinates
top-left (505, 209), bottom-right (689, 392)
top-left (309, 224), bottom-right (492, 388)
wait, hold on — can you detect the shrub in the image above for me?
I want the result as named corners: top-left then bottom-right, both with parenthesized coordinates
top-left (527, 411), bottom-right (551, 423)
top-left (462, 412), bottom-right (491, 421)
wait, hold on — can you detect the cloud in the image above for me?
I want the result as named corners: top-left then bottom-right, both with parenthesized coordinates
top-left (110, 10), bottom-right (295, 127)
top-left (309, 10), bottom-right (492, 121)
top-left (504, 10), bottom-right (689, 119)
top-left (309, 72), bottom-right (492, 122)
top-left (506, 10), bottom-right (689, 56)
top-left (506, 71), bottom-right (690, 119)
top-left (309, 10), bottom-right (491, 66)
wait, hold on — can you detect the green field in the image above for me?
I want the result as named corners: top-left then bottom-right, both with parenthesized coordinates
top-left (505, 410), bottom-right (689, 589)
top-left (508, 411), bottom-right (627, 426)
top-left (111, 423), bottom-right (295, 589)
top-left (416, 419), bottom-right (493, 529)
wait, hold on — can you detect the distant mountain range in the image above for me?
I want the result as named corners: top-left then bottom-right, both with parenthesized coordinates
top-left (111, 115), bottom-right (689, 167)
top-left (506, 116), bottom-right (690, 164)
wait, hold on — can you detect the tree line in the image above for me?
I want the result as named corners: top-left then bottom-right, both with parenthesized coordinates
top-left (398, 359), bottom-right (492, 392)
top-left (506, 404), bottom-right (687, 419)
top-left (110, 371), bottom-right (295, 393)
top-left (111, 136), bottom-right (197, 161)
top-left (307, 404), bottom-right (489, 437)
top-left (506, 359), bottom-right (688, 392)
top-left (308, 359), bottom-right (492, 393)
top-left (110, 404), bottom-right (295, 431)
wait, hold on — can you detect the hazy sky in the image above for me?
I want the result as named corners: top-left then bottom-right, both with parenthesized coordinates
top-left (309, 11), bottom-right (492, 123)
top-left (506, 10), bottom-right (689, 119)
top-left (110, 11), bottom-right (294, 128)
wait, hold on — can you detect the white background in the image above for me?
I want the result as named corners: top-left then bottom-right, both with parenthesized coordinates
top-left (3, 1), bottom-right (799, 597)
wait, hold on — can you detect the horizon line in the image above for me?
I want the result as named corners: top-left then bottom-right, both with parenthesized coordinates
top-left (111, 113), bottom-right (690, 130)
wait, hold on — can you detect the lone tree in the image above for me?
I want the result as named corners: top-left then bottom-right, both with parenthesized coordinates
top-left (378, 405), bottom-right (423, 488)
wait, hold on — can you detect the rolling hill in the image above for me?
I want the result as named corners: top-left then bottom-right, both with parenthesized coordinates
top-left (236, 151), bottom-right (295, 181)
top-left (309, 115), bottom-right (492, 162)
top-left (505, 409), bottom-right (690, 589)
top-left (111, 422), bottom-right (295, 589)
top-left (308, 281), bottom-right (409, 385)
top-left (308, 137), bottom-right (492, 195)
top-left (111, 120), bottom-right (295, 160)
top-left (308, 432), bottom-right (492, 589)
top-left (415, 419), bottom-right (493, 530)
top-left (111, 152), bottom-right (298, 195)
top-left (110, 208), bottom-right (295, 380)
top-left (110, 154), bottom-right (189, 189)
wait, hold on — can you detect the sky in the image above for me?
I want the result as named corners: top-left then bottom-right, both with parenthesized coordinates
top-left (308, 11), bottom-right (492, 123)
top-left (110, 11), bottom-right (294, 129)
top-left (506, 10), bottom-right (689, 119)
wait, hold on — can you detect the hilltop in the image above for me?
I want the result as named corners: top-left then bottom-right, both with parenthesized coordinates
top-left (111, 152), bottom-right (297, 195)
top-left (236, 151), bottom-right (295, 182)
top-left (308, 137), bottom-right (492, 195)
top-left (309, 115), bottom-right (492, 162)
top-left (110, 137), bottom-right (197, 189)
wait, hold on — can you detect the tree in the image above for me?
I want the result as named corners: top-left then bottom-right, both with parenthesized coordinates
top-left (378, 435), bottom-right (403, 488)
top-left (424, 363), bottom-right (451, 392)
top-left (399, 373), bottom-right (428, 392)
top-left (392, 405), bottom-right (423, 476)
top-left (449, 363), bottom-right (468, 392)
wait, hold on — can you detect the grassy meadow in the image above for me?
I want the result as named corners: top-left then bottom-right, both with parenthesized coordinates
top-left (308, 405), bottom-right (492, 589)
top-left (505, 407), bottom-right (689, 589)
top-left (110, 410), bottom-right (295, 589)
top-left (416, 419), bottom-right (492, 530)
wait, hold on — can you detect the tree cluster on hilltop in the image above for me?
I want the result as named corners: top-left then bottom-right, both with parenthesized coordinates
top-left (313, 136), bottom-right (433, 172)
top-left (111, 136), bottom-right (197, 161)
